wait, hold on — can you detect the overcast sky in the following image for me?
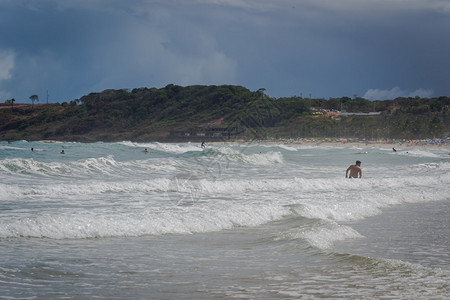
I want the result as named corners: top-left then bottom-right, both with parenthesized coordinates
top-left (1, 0), bottom-right (449, 103)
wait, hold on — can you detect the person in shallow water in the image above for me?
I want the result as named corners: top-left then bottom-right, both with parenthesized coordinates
top-left (346, 160), bottom-right (362, 178)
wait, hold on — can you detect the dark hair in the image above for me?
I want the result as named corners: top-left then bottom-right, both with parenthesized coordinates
top-left (356, 160), bottom-right (361, 165)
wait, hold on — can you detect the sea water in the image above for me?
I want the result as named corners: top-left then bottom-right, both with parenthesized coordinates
top-left (0, 141), bottom-right (449, 299)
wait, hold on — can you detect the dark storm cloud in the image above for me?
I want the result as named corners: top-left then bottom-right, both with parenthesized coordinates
top-left (1, 0), bottom-right (449, 102)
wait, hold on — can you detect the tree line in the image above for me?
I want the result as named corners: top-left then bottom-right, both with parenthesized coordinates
top-left (0, 84), bottom-right (449, 142)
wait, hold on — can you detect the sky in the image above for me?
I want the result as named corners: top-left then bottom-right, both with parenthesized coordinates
top-left (1, 0), bottom-right (450, 103)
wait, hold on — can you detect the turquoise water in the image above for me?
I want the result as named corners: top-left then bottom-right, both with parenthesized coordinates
top-left (1, 141), bottom-right (449, 298)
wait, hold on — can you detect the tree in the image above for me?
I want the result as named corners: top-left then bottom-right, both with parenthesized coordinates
top-left (30, 95), bottom-right (39, 106)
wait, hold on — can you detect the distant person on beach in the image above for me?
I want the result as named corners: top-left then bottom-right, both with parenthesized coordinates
top-left (144, 148), bottom-right (148, 153)
top-left (392, 147), bottom-right (397, 152)
top-left (60, 150), bottom-right (65, 154)
top-left (346, 160), bottom-right (362, 178)
top-left (201, 141), bottom-right (206, 148)
top-left (31, 148), bottom-right (34, 152)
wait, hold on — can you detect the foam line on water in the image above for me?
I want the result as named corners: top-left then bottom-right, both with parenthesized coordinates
top-left (0, 202), bottom-right (290, 239)
top-left (277, 222), bottom-right (364, 249)
top-left (118, 141), bottom-right (203, 154)
top-left (0, 150), bottom-right (286, 181)
top-left (1, 169), bottom-right (448, 204)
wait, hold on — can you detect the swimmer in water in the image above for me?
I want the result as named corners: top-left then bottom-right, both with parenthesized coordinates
top-left (346, 160), bottom-right (362, 178)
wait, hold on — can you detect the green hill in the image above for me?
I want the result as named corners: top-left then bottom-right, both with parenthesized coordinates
top-left (1, 84), bottom-right (449, 142)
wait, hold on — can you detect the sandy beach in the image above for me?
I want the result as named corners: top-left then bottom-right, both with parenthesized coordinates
top-left (296, 141), bottom-right (450, 150)
top-left (210, 138), bottom-right (450, 150)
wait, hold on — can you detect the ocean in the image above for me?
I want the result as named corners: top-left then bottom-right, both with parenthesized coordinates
top-left (0, 140), bottom-right (449, 299)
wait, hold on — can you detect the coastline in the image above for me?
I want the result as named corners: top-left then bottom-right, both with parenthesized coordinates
top-left (4, 137), bottom-right (450, 150)
top-left (210, 137), bottom-right (450, 150)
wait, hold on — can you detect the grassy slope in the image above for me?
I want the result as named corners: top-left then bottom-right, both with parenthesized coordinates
top-left (0, 85), bottom-right (449, 142)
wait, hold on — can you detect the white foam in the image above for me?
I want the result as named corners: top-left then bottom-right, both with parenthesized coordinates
top-left (292, 224), bottom-right (364, 249)
top-left (292, 177), bottom-right (449, 224)
top-left (0, 145), bottom-right (27, 151)
top-left (153, 142), bottom-right (203, 154)
top-left (2, 168), bottom-right (448, 204)
top-left (0, 158), bottom-right (58, 177)
top-left (119, 141), bottom-right (203, 154)
top-left (2, 142), bottom-right (449, 249)
top-left (253, 143), bottom-right (298, 151)
top-left (241, 151), bottom-right (284, 165)
top-left (278, 144), bottom-right (298, 151)
top-left (209, 148), bottom-right (284, 165)
top-left (0, 156), bottom-right (183, 180)
top-left (0, 202), bottom-right (290, 239)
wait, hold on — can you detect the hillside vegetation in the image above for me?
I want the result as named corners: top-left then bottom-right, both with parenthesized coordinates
top-left (1, 84), bottom-right (449, 142)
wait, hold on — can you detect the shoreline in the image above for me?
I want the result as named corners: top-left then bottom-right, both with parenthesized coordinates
top-left (210, 138), bottom-right (450, 150)
top-left (3, 138), bottom-right (450, 150)
top-left (261, 141), bottom-right (450, 150)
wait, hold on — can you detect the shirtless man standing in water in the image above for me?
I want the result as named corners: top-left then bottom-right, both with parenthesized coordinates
top-left (346, 160), bottom-right (362, 178)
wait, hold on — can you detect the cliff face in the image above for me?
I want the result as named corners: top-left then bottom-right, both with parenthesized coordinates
top-left (0, 85), bottom-right (449, 142)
